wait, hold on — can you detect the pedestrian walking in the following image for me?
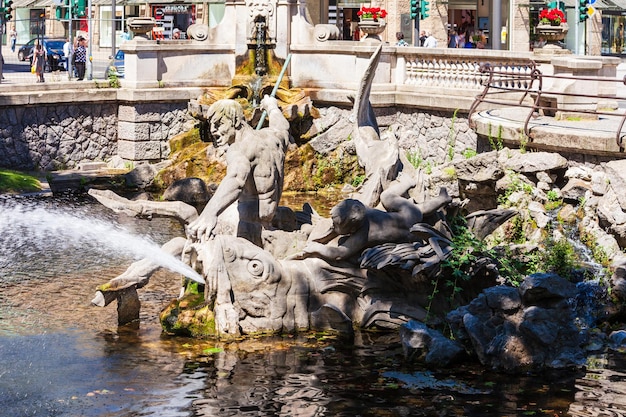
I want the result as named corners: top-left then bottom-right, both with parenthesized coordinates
top-left (10, 27), bottom-right (17, 53)
top-left (32, 43), bottom-right (46, 83)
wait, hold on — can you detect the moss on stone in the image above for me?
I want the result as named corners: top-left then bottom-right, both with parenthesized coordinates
top-left (160, 292), bottom-right (217, 338)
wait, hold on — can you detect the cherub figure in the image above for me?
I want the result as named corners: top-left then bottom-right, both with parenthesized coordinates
top-left (301, 175), bottom-right (452, 262)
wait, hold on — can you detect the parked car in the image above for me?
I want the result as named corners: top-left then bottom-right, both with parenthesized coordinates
top-left (104, 50), bottom-right (124, 79)
top-left (18, 37), bottom-right (66, 72)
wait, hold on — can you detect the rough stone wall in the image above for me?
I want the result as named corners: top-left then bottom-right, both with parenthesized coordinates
top-left (0, 103), bottom-right (118, 171)
top-left (375, 106), bottom-right (477, 166)
top-left (0, 102), bottom-right (194, 171)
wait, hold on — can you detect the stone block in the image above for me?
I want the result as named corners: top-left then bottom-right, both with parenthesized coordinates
top-left (118, 139), bottom-right (162, 161)
top-left (118, 104), bottom-right (164, 123)
top-left (118, 121), bottom-right (151, 141)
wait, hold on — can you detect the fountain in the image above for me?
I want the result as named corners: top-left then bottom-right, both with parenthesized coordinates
top-left (5, 5), bottom-right (626, 414)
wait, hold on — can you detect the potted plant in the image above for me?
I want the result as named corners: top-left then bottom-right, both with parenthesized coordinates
top-left (357, 7), bottom-right (387, 22)
top-left (357, 6), bottom-right (388, 41)
top-left (536, 8), bottom-right (569, 49)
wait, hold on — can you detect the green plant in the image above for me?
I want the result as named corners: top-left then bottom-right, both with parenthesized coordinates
top-left (424, 161), bottom-right (433, 175)
top-left (463, 149), bottom-right (477, 159)
top-left (406, 149), bottom-right (423, 169)
top-left (447, 109), bottom-right (458, 162)
top-left (108, 73), bottom-right (121, 88)
top-left (546, 190), bottom-right (559, 201)
top-left (545, 189), bottom-right (563, 211)
top-left (497, 171), bottom-right (533, 207)
top-left (541, 237), bottom-right (578, 279)
top-left (442, 166), bottom-right (456, 178)
top-left (351, 174), bottom-right (365, 188)
top-left (427, 217), bottom-right (526, 315)
top-left (487, 123), bottom-right (504, 151)
top-left (519, 132), bottom-right (529, 153)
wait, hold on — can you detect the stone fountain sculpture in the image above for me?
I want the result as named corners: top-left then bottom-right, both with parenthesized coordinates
top-left (89, 41), bottom-right (598, 372)
top-left (90, 44), bottom-right (488, 334)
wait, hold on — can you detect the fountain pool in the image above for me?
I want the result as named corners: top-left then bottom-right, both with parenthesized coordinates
top-left (1, 195), bottom-right (626, 417)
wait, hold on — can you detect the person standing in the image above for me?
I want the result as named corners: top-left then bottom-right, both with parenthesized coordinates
top-left (448, 30), bottom-right (459, 48)
top-left (423, 32), bottom-right (438, 48)
top-left (74, 36), bottom-right (87, 81)
top-left (63, 38), bottom-right (73, 76)
top-left (616, 23), bottom-right (624, 53)
top-left (33, 43), bottom-right (46, 83)
top-left (10, 27), bottom-right (17, 53)
top-left (395, 32), bottom-right (408, 46)
top-left (419, 30), bottom-right (427, 46)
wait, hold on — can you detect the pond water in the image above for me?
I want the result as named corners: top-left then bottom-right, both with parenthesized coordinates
top-left (1, 194), bottom-right (626, 417)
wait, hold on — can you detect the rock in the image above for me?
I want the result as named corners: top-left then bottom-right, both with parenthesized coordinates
top-left (308, 111), bottom-right (352, 155)
top-left (557, 204), bottom-right (578, 224)
top-left (561, 178), bottom-right (591, 202)
top-left (501, 151), bottom-right (568, 173)
top-left (116, 285), bottom-right (141, 325)
top-left (605, 160), bottom-right (626, 211)
top-left (591, 171), bottom-right (609, 196)
top-left (162, 177), bottom-right (211, 205)
top-left (527, 201), bottom-right (550, 229)
top-left (536, 171), bottom-right (556, 184)
top-left (125, 163), bottom-right (158, 189)
top-left (455, 151), bottom-right (503, 212)
top-left (448, 273), bottom-right (585, 371)
top-left (609, 330), bottom-right (626, 347)
top-left (518, 273), bottom-right (577, 305)
top-left (565, 166), bottom-right (592, 181)
top-left (400, 320), bottom-right (465, 366)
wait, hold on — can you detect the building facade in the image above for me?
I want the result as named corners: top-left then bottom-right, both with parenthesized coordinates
top-left (3, 0), bottom-right (624, 56)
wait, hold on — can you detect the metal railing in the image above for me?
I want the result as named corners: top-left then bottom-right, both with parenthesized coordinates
top-left (468, 62), bottom-right (626, 151)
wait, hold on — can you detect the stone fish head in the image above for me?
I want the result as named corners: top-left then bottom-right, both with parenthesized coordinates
top-left (197, 235), bottom-right (291, 337)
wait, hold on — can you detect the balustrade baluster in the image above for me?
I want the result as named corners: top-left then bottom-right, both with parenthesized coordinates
top-left (427, 59), bottom-right (435, 86)
top-left (434, 59), bottom-right (442, 86)
top-left (407, 60), bottom-right (415, 85)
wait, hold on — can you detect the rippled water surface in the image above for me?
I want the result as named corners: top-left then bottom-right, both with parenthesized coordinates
top-left (1, 195), bottom-right (626, 417)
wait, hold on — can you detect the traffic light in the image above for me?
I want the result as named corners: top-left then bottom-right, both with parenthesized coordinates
top-left (420, 0), bottom-right (430, 19)
top-left (410, 0), bottom-right (418, 19)
top-left (72, 0), bottom-right (86, 18)
top-left (579, 0), bottom-right (589, 22)
top-left (56, 0), bottom-right (69, 20)
top-left (1, 0), bottom-right (13, 21)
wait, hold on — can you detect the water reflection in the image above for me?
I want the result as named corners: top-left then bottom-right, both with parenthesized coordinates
top-left (569, 354), bottom-right (626, 416)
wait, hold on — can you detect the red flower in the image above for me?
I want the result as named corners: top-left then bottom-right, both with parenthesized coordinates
top-left (539, 8), bottom-right (566, 24)
top-left (358, 6), bottom-right (387, 21)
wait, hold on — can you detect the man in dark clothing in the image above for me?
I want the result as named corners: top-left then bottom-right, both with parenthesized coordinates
top-left (74, 36), bottom-right (87, 81)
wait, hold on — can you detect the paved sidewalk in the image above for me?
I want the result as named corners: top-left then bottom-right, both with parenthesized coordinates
top-left (1, 44), bottom-right (112, 85)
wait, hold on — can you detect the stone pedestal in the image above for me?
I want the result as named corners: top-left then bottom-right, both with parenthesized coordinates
top-left (358, 19), bottom-right (386, 42)
top-left (535, 23), bottom-right (570, 53)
